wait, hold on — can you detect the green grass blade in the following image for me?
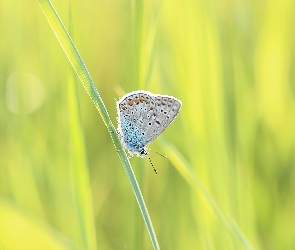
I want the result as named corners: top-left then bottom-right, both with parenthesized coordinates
top-left (134, 0), bottom-right (144, 88)
top-left (0, 200), bottom-right (77, 250)
top-left (159, 136), bottom-right (254, 250)
top-left (37, 1), bottom-right (160, 249)
top-left (66, 2), bottom-right (97, 249)
top-left (67, 53), bottom-right (97, 249)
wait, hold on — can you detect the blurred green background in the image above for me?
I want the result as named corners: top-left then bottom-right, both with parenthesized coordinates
top-left (1, 0), bottom-right (295, 249)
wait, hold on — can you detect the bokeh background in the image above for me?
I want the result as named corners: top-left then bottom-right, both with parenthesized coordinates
top-left (1, 0), bottom-right (295, 249)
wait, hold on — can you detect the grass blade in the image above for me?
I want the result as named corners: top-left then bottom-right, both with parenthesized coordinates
top-left (0, 200), bottom-right (77, 250)
top-left (37, 1), bottom-right (160, 249)
top-left (159, 136), bottom-right (254, 250)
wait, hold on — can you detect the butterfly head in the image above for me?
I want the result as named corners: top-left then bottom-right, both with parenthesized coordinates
top-left (140, 148), bottom-right (148, 157)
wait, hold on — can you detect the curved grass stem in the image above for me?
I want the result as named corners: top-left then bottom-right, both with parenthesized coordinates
top-left (37, 1), bottom-right (160, 249)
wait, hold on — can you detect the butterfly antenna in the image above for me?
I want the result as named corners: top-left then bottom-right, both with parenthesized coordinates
top-left (155, 151), bottom-right (167, 158)
top-left (149, 148), bottom-right (167, 158)
top-left (148, 156), bottom-right (158, 174)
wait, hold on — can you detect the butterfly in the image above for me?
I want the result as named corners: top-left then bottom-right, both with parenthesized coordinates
top-left (116, 90), bottom-right (182, 159)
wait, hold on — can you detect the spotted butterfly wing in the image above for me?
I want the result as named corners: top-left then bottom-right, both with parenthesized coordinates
top-left (117, 90), bottom-right (182, 157)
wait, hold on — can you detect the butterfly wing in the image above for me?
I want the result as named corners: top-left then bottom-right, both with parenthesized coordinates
top-left (117, 91), bottom-right (182, 151)
top-left (117, 91), bottom-right (155, 153)
top-left (144, 94), bottom-right (182, 145)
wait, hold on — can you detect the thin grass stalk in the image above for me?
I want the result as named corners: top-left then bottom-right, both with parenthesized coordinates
top-left (159, 136), bottom-right (254, 250)
top-left (66, 3), bottom-right (97, 249)
top-left (37, 0), bottom-right (160, 249)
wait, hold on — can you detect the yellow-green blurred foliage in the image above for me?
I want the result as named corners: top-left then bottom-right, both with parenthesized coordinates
top-left (1, 0), bottom-right (295, 249)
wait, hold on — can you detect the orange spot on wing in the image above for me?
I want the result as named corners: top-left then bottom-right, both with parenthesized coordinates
top-left (120, 105), bottom-right (127, 111)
